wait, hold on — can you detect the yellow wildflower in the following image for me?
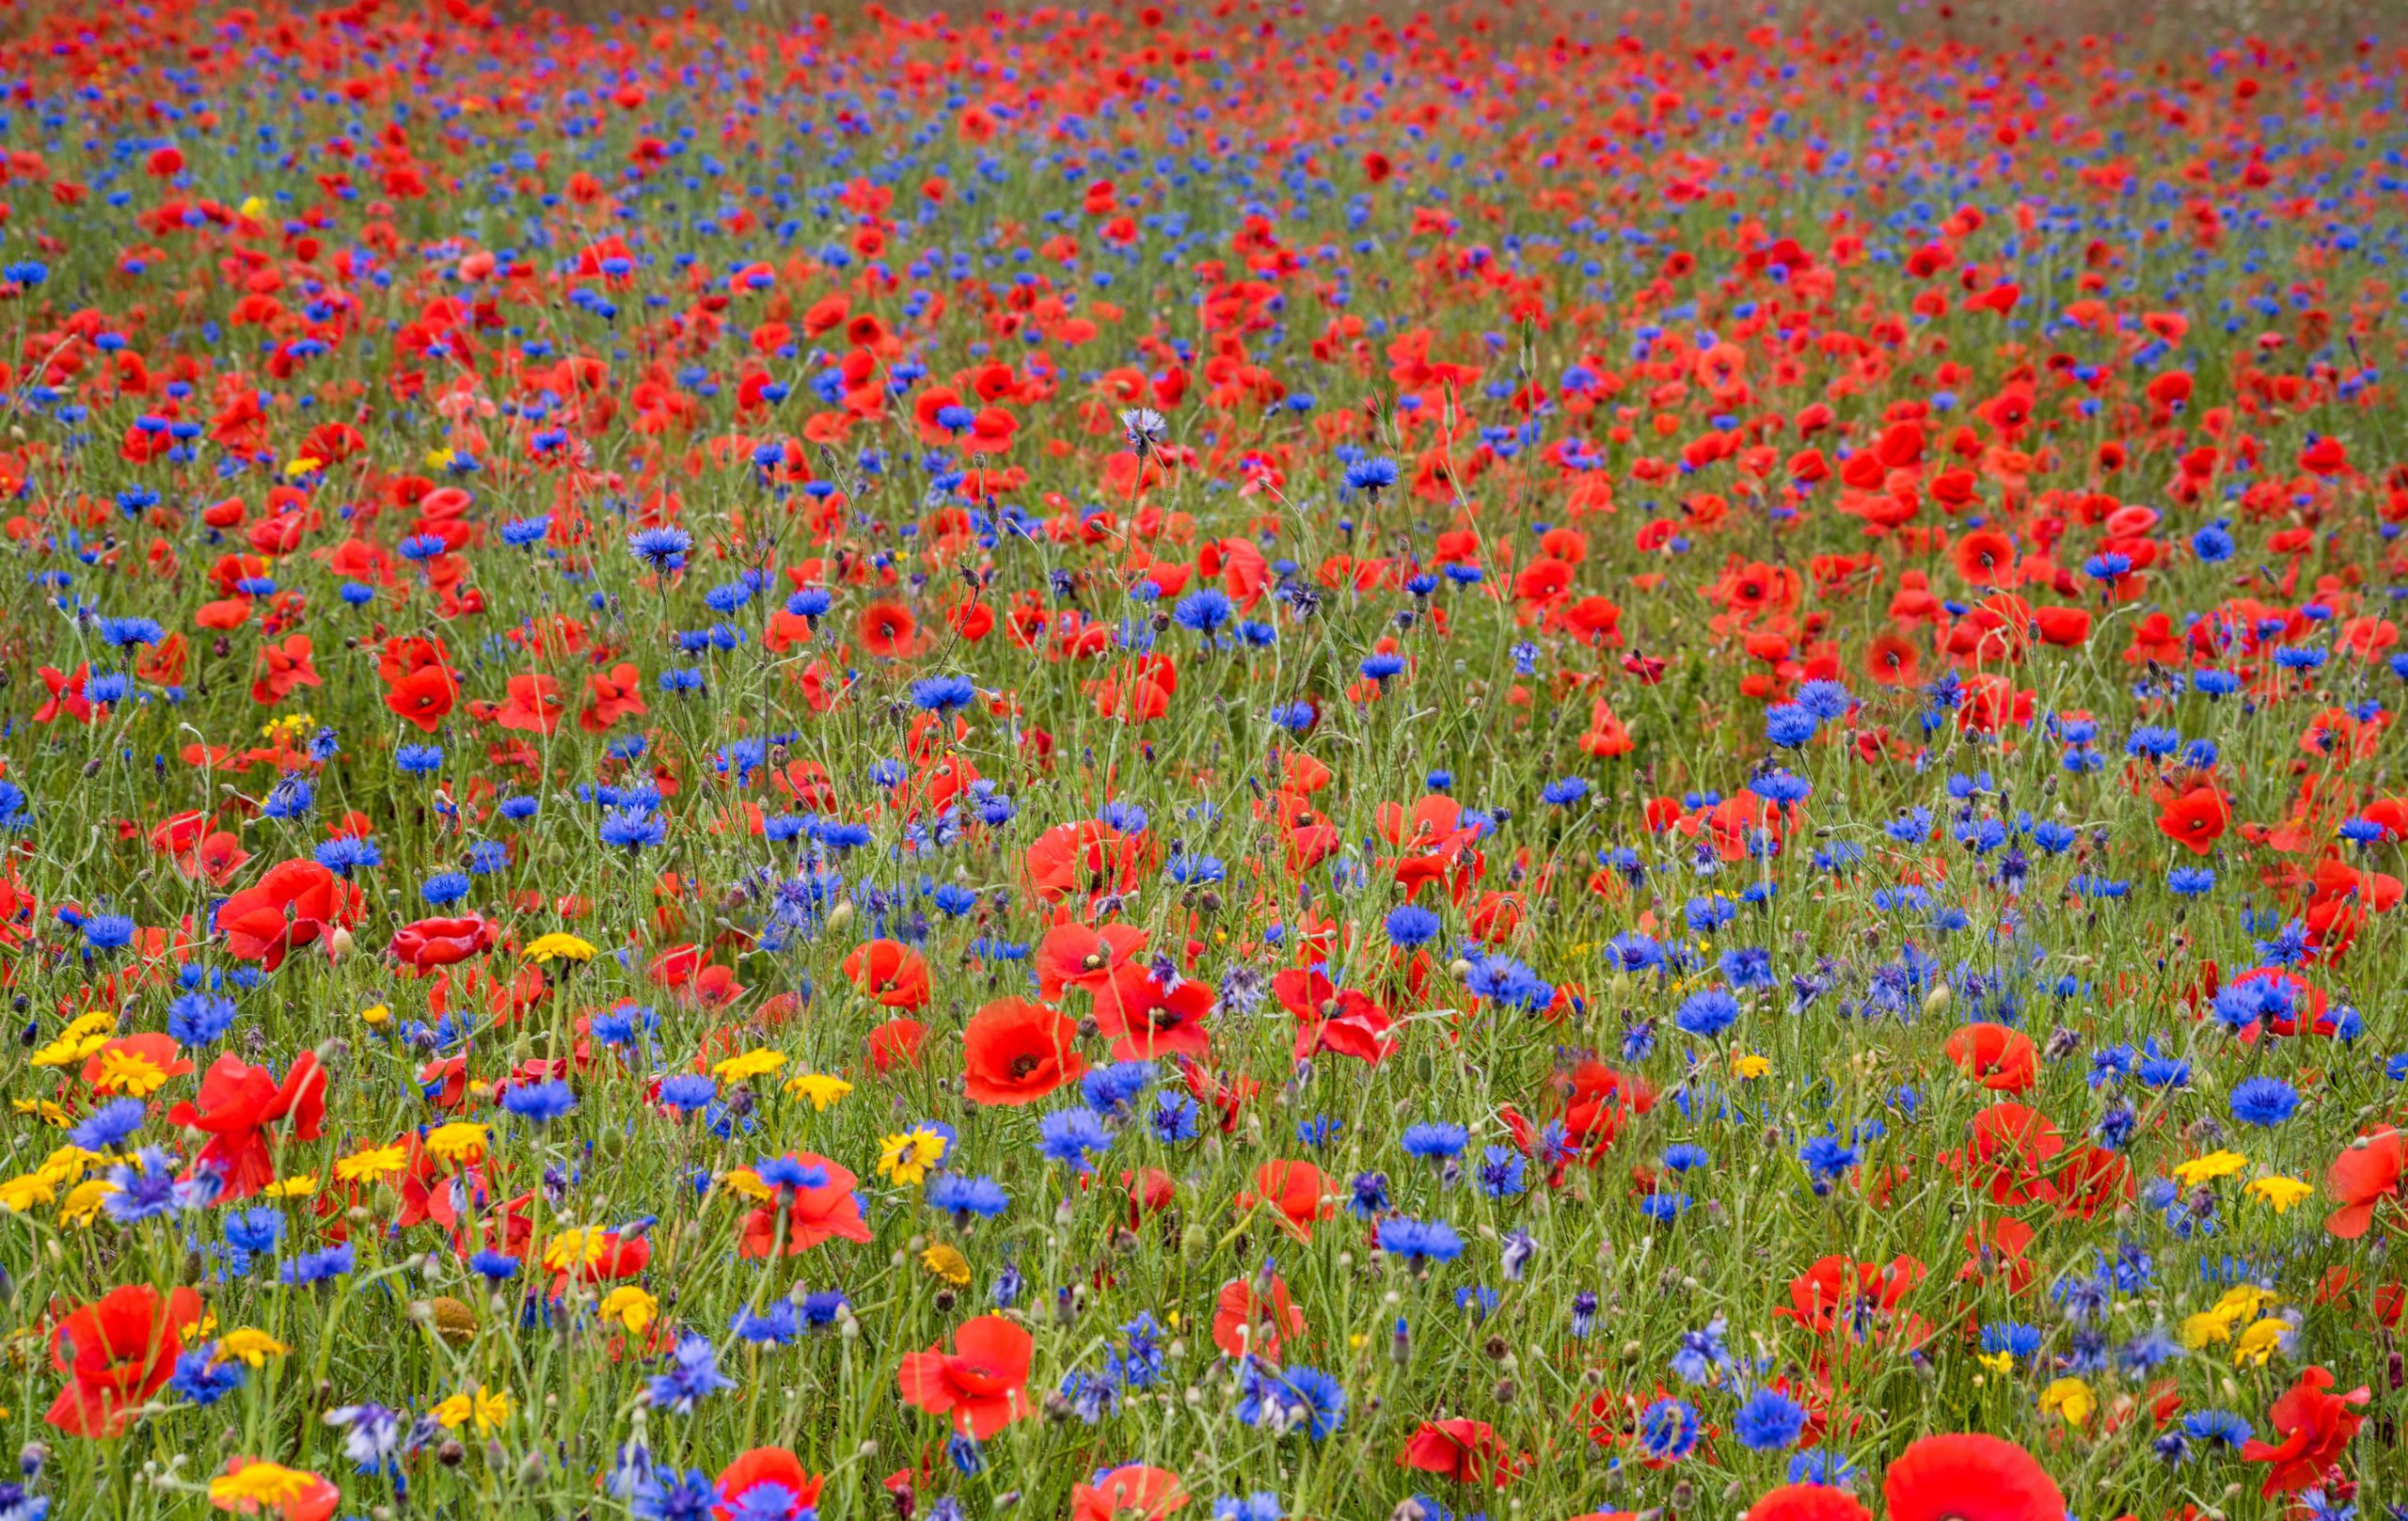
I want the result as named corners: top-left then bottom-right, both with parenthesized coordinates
top-left (599, 1286), bottom-right (658, 1335)
top-left (717, 1168), bottom-right (773, 1202)
top-left (237, 196), bottom-right (267, 220)
top-left (30, 1013), bottom-right (118, 1069)
top-left (2181, 1313), bottom-right (2232, 1350)
top-left (1730, 1052), bottom-right (1770, 1080)
top-left (261, 1174), bottom-right (320, 1199)
top-left (920, 1242), bottom-right (973, 1287)
top-left (785, 1072), bottom-right (853, 1111)
top-left (214, 1328), bottom-right (290, 1368)
top-left (282, 456), bottom-right (323, 482)
top-left (1976, 1350), bottom-right (2013, 1374)
top-left (0, 1175), bottom-right (55, 1212)
top-left (333, 1144), bottom-right (410, 1185)
top-left (2172, 1150), bottom-right (2247, 1188)
top-left (90, 1047), bottom-right (169, 1097)
top-left (58, 1180), bottom-right (115, 1228)
top-left (431, 1385), bottom-right (513, 1434)
top-left (878, 1128), bottom-right (948, 1187)
top-left (425, 1122), bottom-right (490, 1165)
top-left (208, 1464), bottom-right (322, 1509)
top-left (525, 932), bottom-right (597, 964)
top-left (2210, 1284), bottom-right (2283, 1323)
top-left (2232, 1318), bottom-right (2289, 1368)
top-left (2244, 1175), bottom-right (2315, 1213)
top-left (2037, 1376), bottom-right (2095, 1427)
top-left (10, 1100), bottom-right (71, 1128)
top-left (541, 1228), bottom-right (608, 1274)
top-left (714, 1047), bottom-right (787, 1083)
top-left (359, 1004), bottom-right (391, 1028)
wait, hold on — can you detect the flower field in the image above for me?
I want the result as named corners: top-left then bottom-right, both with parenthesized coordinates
top-left (0, 0), bottom-right (2404, 1516)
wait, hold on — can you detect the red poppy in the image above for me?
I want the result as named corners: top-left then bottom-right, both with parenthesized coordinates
top-left (216, 858), bottom-right (365, 971)
top-left (1212, 1274), bottom-right (1307, 1363)
top-left (842, 939), bottom-right (931, 1010)
top-left (2156, 785), bottom-right (2229, 855)
top-left (390, 914), bottom-right (499, 975)
top-left (1939, 1101), bottom-right (2064, 1206)
top-left (579, 662), bottom-right (649, 732)
top-left (1071, 1465), bottom-right (1187, 1521)
top-left (2326, 1127), bottom-right (2404, 1239)
top-left (737, 1153), bottom-right (872, 1258)
top-left (866, 1018), bottom-right (927, 1073)
top-left (1746, 1487), bottom-right (1870, 1521)
top-left (714, 1447), bottom-right (824, 1521)
top-left (1091, 969), bottom-right (1215, 1062)
top-left (858, 599), bottom-right (921, 658)
top-left (46, 1284), bottom-right (205, 1437)
top-left (1270, 967), bottom-right (1396, 1065)
top-left (385, 665), bottom-right (458, 732)
top-left (1942, 1022), bottom-right (2036, 1092)
top-left (896, 1315), bottom-right (1034, 1439)
top-left (1774, 1254), bottom-right (1927, 1339)
top-left (1035, 921), bottom-right (1149, 1000)
top-left (165, 1053), bottom-right (329, 1201)
top-left (1951, 529), bottom-right (2018, 588)
top-left (1397, 1418), bottom-right (1517, 1488)
top-left (1882, 1434), bottom-right (2062, 1521)
top-left (1240, 1160), bottom-right (1331, 1241)
top-left (2242, 1365), bottom-right (2368, 1496)
top-left (959, 997), bottom-right (1085, 1106)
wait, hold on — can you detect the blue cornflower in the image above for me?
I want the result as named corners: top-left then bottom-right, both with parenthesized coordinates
top-left (1374, 1216), bottom-right (1464, 1266)
top-left (927, 1173), bottom-right (1010, 1220)
top-left (1732, 1386), bottom-right (1808, 1450)
top-left (2228, 1076), bottom-right (2299, 1127)
top-left (657, 1075), bottom-right (717, 1114)
top-left (69, 1097), bottom-right (146, 1151)
top-left (630, 1467), bottom-right (721, 1521)
top-left (1172, 589), bottom-right (1233, 633)
top-left (646, 1335), bottom-right (737, 1415)
top-left (1401, 1122), bottom-right (1467, 1162)
top-left (168, 1348), bottom-right (246, 1406)
top-left (627, 528), bottom-right (693, 571)
top-left (1673, 985), bottom-right (1740, 1038)
top-left (1639, 1397), bottom-right (1701, 1461)
top-left (500, 1079), bottom-right (578, 1125)
top-left (1038, 1107), bottom-right (1113, 1171)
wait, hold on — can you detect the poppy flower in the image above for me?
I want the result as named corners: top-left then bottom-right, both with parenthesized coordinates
top-left (207, 1459), bottom-right (341, 1521)
top-left (2156, 785), bottom-right (2230, 855)
top-left (737, 1153), bottom-right (872, 1257)
top-left (959, 997), bottom-right (1085, 1105)
top-left (1212, 1274), bottom-right (1307, 1362)
top-left (166, 1053), bottom-right (330, 1201)
top-left (1091, 970), bottom-right (1216, 1062)
top-left (842, 939), bottom-right (931, 1010)
top-left (390, 914), bottom-right (499, 975)
top-left (46, 1283), bottom-right (205, 1436)
top-left (1746, 1487), bottom-right (1870, 1521)
top-left (1882, 1434), bottom-right (2062, 1521)
top-left (1035, 921), bottom-right (1149, 1000)
top-left (216, 858), bottom-right (365, 971)
top-left (1942, 1022), bottom-right (2036, 1092)
top-left (2325, 1127), bottom-right (2404, 1239)
top-left (714, 1447), bottom-right (824, 1521)
top-left (1397, 1418), bottom-right (1517, 1488)
top-left (1070, 1465), bottom-right (1187, 1521)
top-left (1240, 1160), bottom-right (1332, 1241)
top-left (858, 600), bottom-right (921, 658)
top-left (2241, 1365), bottom-right (2368, 1496)
top-left (896, 1314), bottom-right (1034, 1439)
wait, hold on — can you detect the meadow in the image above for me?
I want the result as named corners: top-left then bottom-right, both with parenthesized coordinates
top-left (0, 1), bottom-right (2400, 1517)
